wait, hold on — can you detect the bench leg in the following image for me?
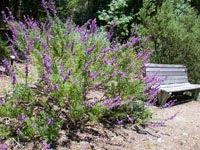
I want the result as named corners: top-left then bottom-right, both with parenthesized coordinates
top-left (157, 91), bottom-right (172, 105)
top-left (192, 89), bottom-right (199, 100)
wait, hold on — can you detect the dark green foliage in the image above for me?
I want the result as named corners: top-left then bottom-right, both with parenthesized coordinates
top-left (191, 0), bottom-right (200, 14)
top-left (0, 38), bottom-right (10, 60)
top-left (138, 0), bottom-right (200, 83)
top-left (98, 0), bottom-right (143, 41)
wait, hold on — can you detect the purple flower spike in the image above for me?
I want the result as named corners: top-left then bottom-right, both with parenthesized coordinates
top-left (18, 115), bottom-right (27, 121)
top-left (83, 59), bottom-right (92, 72)
top-left (127, 115), bottom-right (134, 122)
top-left (2, 11), bottom-right (8, 23)
top-left (53, 84), bottom-right (59, 91)
top-left (10, 45), bottom-right (19, 61)
top-left (12, 72), bottom-right (17, 85)
top-left (89, 71), bottom-right (99, 80)
top-left (161, 99), bottom-right (177, 108)
top-left (25, 63), bottom-right (29, 78)
top-left (48, 117), bottom-right (54, 125)
top-left (16, 128), bottom-right (22, 135)
top-left (117, 120), bottom-right (123, 125)
top-left (42, 141), bottom-right (51, 150)
top-left (0, 143), bottom-right (8, 150)
top-left (42, 0), bottom-right (48, 12)
top-left (49, 0), bottom-right (57, 14)
top-left (85, 45), bottom-right (96, 55)
top-left (2, 59), bottom-right (11, 74)
top-left (32, 123), bottom-right (35, 129)
top-left (0, 98), bottom-right (5, 105)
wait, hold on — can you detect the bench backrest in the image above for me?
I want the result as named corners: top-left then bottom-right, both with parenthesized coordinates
top-left (145, 63), bottom-right (189, 85)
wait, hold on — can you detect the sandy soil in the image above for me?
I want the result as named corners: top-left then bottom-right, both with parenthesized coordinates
top-left (55, 100), bottom-right (200, 150)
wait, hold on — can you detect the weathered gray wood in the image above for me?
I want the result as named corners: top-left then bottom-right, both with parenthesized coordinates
top-left (147, 71), bottom-right (187, 76)
top-left (146, 68), bottom-right (186, 72)
top-left (157, 91), bottom-right (172, 105)
top-left (145, 63), bottom-right (200, 105)
top-left (161, 84), bottom-right (200, 92)
top-left (145, 63), bottom-right (185, 68)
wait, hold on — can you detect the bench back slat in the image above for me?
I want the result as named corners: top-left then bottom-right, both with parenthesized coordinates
top-left (145, 63), bottom-right (189, 85)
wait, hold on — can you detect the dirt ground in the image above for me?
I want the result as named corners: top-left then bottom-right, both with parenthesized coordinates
top-left (0, 65), bottom-right (200, 150)
top-left (56, 100), bottom-right (200, 150)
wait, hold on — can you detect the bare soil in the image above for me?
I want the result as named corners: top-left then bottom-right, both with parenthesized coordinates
top-left (1, 64), bottom-right (200, 150)
top-left (55, 100), bottom-right (200, 150)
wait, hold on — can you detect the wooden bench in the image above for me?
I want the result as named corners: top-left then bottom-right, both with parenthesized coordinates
top-left (145, 63), bottom-right (200, 105)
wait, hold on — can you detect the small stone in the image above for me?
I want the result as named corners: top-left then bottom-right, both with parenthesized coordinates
top-left (157, 138), bottom-right (162, 142)
top-left (182, 132), bottom-right (188, 136)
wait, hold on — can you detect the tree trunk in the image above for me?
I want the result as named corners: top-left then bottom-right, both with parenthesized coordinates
top-left (14, 0), bottom-right (23, 20)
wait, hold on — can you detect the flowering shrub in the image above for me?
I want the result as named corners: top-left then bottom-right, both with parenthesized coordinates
top-left (0, 0), bottom-right (158, 144)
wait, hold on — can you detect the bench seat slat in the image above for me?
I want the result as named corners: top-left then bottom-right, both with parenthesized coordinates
top-left (145, 64), bottom-right (185, 68)
top-left (147, 71), bottom-right (187, 76)
top-left (161, 84), bottom-right (200, 93)
top-left (146, 68), bottom-right (186, 72)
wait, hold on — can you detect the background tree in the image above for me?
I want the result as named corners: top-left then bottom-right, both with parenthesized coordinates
top-left (191, 0), bottom-right (200, 14)
top-left (138, 0), bottom-right (200, 83)
top-left (98, 0), bottom-right (142, 41)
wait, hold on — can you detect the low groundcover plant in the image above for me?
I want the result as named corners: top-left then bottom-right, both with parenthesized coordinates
top-left (0, 0), bottom-right (160, 148)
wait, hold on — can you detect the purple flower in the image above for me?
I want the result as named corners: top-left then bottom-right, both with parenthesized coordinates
top-left (0, 143), bottom-right (8, 150)
top-left (111, 37), bottom-right (119, 49)
top-left (89, 18), bottom-right (97, 34)
top-left (42, 0), bottom-right (48, 13)
top-left (25, 63), bottom-right (29, 78)
top-left (48, 117), bottom-right (54, 125)
top-left (46, 87), bottom-right (51, 94)
top-left (73, 79), bottom-right (79, 85)
top-left (2, 11), bottom-right (8, 23)
top-left (127, 115), bottom-right (134, 122)
top-left (148, 122), bottom-right (166, 127)
top-left (112, 71), bottom-right (127, 78)
top-left (49, 0), bottom-right (57, 14)
top-left (18, 115), bottom-right (27, 121)
top-left (24, 16), bottom-right (37, 28)
top-left (42, 52), bottom-right (53, 75)
top-left (10, 45), bottom-right (19, 61)
top-left (42, 71), bottom-right (50, 82)
top-left (148, 112), bottom-right (178, 127)
top-left (83, 59), bottom-right (92, 72)
top-left (2, 59), bottom-right (11, 74)
top-left (12, 72), bottom-right (17, 85)
top-left (106, 22), bottom-right (116, 40)
top-left (128, 36), bottom-right (140, 47)
top-left (53, 84), bottom-right (59, 91)
top-left (0, 98), bottom-right (5, 105)
top-left (89, 71), bottom-right (99, 80)
top-left (87, 98), bottom-right (100, 108)
top-left (23, 53), bottom-right (29, 61)
top-left (103, 59), bottom-right (115, 65)
top-left (62, 69), bottom-right (72, 83)
top-left (85, 45), bottom-right (96, 55)
top-left (90, 83), bottom-right (102, 89)
top-left (42, 141), bottom-right (51, 150)
top-left (6, 7), bottom-right (14, 20)
top-left (16, 128), bottom-right (22, 135)
top-left (27, 39), bottom-right (35, 51)
top-left (117, 119), bottom-right (123, 125)
top-left (32, 123), bottom-right (35, 128)
top-left (36, 36), bottom-right (48, 49)
top-left (101, 96), bottom-right (121, 107)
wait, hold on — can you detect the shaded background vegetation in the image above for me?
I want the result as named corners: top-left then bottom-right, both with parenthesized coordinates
top-left (0, 0), bottom-right (200, 82)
